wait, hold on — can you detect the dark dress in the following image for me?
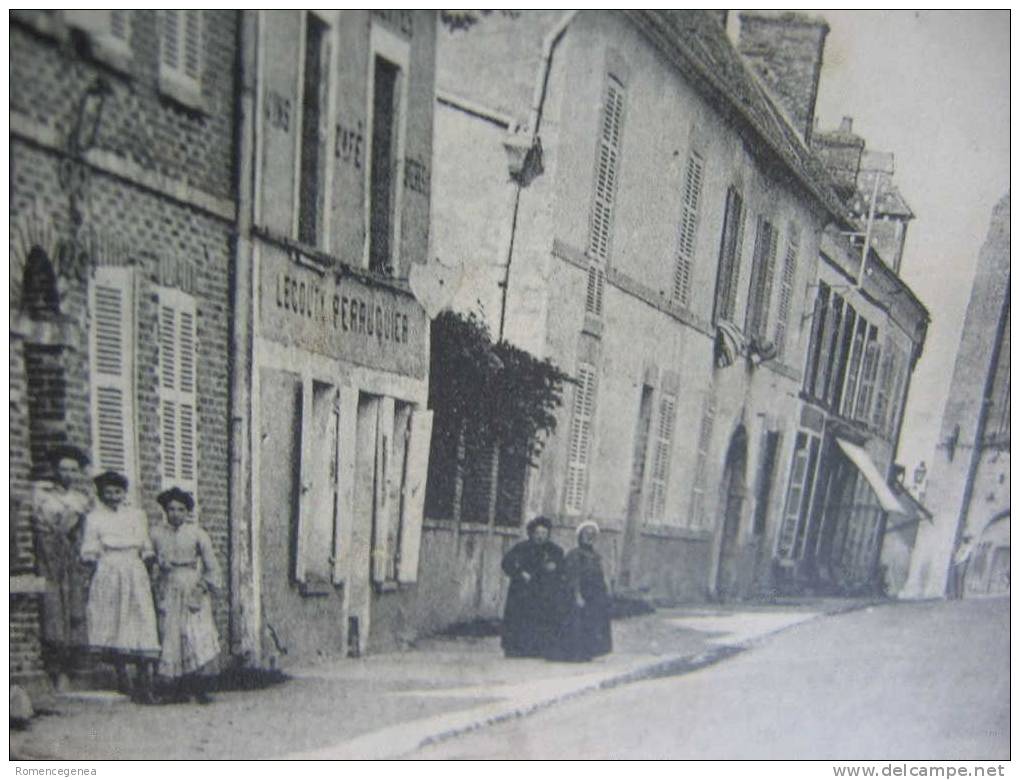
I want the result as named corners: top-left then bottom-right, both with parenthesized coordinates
top-left (551, 545), bottom-right (612, 661)
top-left (500, 539), bottom-right (566, 658)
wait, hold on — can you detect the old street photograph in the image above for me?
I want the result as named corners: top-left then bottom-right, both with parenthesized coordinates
top-left (8, 9), bottom-right (1009, 762)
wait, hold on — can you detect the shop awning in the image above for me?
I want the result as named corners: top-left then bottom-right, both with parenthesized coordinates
top-left (835, 438), bottom-right (907, 514)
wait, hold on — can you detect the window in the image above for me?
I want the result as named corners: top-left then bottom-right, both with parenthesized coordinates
top-left (369, 55), bottom-right (402, 274)
top-left (564, 363), bottom-right (598, 515)
top-left (776, 431), bottom-right (820, 559)
top-left (872, 344), bottom-right (896, 432)
top-left (646, 393), bottom-right (677, 522)
top-left (586, 75), bottom-right (625, 316)
top-left (672, 153), bottom-right (704, 306)
top-left (745, 217), bottom-right (778, 343)
top-left (298, 13), bottom-right (332, 248)
top-left (886, 347), bottom-right (908, 439)
top-left (803, 282), bottom-right (830, 397)
top-left (156, 287), bottom-right (199, 498)
top-left (829, 304), bottom-right (856, 411)
top-left (854, 326), bottom-right (880, 422)
top-left (713, 187), bottom-right (744, 324)
top-left (89, 266), bottom-right (138, 490)
top-left (65, 10), bottom-right (131, 68)
top-left (820, 295), bottom-right (844, 404)
top-left (689, 395), bottom-right (716, 529)
top-left (159, 11), bottom-right (202, 106)
top-left (774, 226), bottom-right (799, 358)
top-left (841, 317), bottom-right (867, 418)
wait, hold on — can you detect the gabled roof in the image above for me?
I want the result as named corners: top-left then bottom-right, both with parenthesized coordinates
top-left (627, 10), bottom-right (854, 228)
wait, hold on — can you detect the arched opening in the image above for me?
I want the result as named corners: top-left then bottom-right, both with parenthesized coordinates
top-left (715, 425), bottom-right (748, 599)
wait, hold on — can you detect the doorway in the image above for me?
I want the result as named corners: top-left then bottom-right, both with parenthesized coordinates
top-left (715, 426), bottom-right (748, 599)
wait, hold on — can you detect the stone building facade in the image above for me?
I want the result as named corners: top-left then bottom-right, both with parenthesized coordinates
top-left (229, 10), bottom-right (438, 665)
top-left (902, 194), bottom-right (1010, 599)
top-left (10, 10), bottom-right (238, 692)
top-left (421, 9), bottom-right (929, 629)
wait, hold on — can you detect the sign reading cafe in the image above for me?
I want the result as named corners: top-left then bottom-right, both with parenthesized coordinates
top-left (259, 247), bottom-right (427, 378)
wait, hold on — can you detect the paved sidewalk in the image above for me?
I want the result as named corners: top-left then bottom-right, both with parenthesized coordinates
top-left (10, 598), bottom-right (877, 760)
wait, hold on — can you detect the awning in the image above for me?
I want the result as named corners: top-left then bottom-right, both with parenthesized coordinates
top-left (835, 438), bottom-right (907, 514)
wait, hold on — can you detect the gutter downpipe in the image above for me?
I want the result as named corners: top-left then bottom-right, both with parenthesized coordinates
top-left (228, 9), bottom-right (258, 663)
top-left (497, 10), bottom-right (577, 342)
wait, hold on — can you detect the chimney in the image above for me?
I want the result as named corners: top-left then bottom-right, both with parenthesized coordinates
top-left (738, 12), bottom-right (830, 143)
top-left (811, 114), bottom-right (865, 200)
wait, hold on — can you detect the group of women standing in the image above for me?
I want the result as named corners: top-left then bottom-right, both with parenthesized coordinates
top-left (32, 446), bottom-right (221, 705)
top-left (500, 516), bottom-right (613, 662)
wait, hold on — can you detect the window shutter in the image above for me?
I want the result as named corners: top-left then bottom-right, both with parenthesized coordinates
top-left (689, 395), bottom-right (716, 529)
top-left (713, 187), bottom-right (744, 323)
top-left (872, 345), bottom-right (895, 431)
top-left (855, 338), bottom-right (880, 422)
top-left (647, 394), bottom-right (677, 521)
top-left (89, 266), bottom-right (137, 489)
top-left (372, 397), bottom-right (395, 584)
top-left (588, 78), bottom-right (625, 265)
top-left (161, 10), bottom-right (180, 72)
top-left (585, 264), bottom-right (606, 316)
top-left (396, 409), bottom-right (433, 583)
top-left (774, 228), bottom-right (798, 358)
top-left (672, 153), bottom-right (704, 306)
top-left (110, 10), bottom-right (129, 43)
top-left (183, 11), bottom-right (201, 81)
top-left (564, 363), bottom-right (597, 515)
top-left (161, 10), bottom-right (201, 87)
top-left (157, 287), bottom-right (198, 498)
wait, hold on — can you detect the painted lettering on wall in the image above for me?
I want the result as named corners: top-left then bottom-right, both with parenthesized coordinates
top-left (266, 91), bottom-right (291, 132)
top-left (336, 120), bottom-right (364, 169)
top-left (404, 158), bottom-right (430, 196)
top-left (274, 272), bottom-right (411, 345)
top-left (373, 10), bottom-right (413, 38)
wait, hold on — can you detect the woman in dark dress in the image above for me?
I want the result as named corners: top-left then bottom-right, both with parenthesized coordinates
top-left (500, 516), bottom-right (565, 658)
top-left (553, 521), bottom-right (612, 662)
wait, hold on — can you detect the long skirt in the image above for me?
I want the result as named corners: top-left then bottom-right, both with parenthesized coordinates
top-left (36, 527), bottom-right (89, 651)
top-left (86, 549), bottom-right (160, 659)
top-left (156, 565), bottom-right (220, 678)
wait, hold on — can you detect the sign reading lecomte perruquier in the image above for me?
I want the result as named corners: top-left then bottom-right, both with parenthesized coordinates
top-left (259, 247), bottom-right (428, 379)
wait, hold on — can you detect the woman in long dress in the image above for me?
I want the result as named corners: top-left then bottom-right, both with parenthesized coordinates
top-left (500, 516), bottom-right (566, 658)
top-left (151, 487), bottom-right (222, 704)
top-left (552, 521), bottom-right (612, 662)
top-left (81, 471), bottom-right (160, 703)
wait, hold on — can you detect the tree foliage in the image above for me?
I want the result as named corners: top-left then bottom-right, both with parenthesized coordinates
top-left (428, 310), bottom-right (569, 464)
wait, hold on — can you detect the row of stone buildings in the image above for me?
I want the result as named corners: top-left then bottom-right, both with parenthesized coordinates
top-left (10, 10), bottom-right (930, 694)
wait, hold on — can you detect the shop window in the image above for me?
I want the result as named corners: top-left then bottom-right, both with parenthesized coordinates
top-left (297, 12), bottom-right (332, 248)
top-left (89, 265), bottom-right (138, 490)
top-left (672, 153), bottom-right (704, 307)
top-left (713, 187), bottom-right (744, 324)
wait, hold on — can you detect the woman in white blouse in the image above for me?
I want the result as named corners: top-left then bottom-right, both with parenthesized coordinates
top-left (81, 471), bottom-right (160, 704)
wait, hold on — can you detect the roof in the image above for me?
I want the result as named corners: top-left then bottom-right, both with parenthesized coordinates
top-left (627, 10), bottom-right (854, 228)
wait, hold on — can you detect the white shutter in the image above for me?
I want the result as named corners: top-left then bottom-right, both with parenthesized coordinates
top-left (157, 286), bottom-right (198, 498)
top-left (371, 397), bottom-right (395, 584)
top-left (89, 266), bottom-right (138, 490)
top-left (647, 394), bottom-right (677, 521)
top-left (396, 409), bottom-right (433, 583)
top-left (585, 264), bottom-right (606, 316)
top-left (161, 10), bottom-right (201, 87)
top-left (774, 228), bottom-right (799, 358)
top-left (564, 363), bottom-right (597, 515)
top-left (588, 78), bottom-right (625, 264)
top-left (672, 153), bottom-right (704, 306)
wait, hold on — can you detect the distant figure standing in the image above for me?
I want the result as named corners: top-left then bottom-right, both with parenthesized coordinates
top-left (500, 516), bottom-right (565, 658)
top-left (948, 534), bottom-right (974, 600)
top-left (31, 445), bottom-right (92, 688)
top-left (81, 471), bottom-right (160, 703)
top-left (151, 487), bottom-right (222, 704)
top-left (550, 521), bottom-right (612, 662)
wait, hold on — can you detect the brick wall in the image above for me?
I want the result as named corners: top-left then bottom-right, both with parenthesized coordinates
top-left (10, 10), bottom-right (238, 674)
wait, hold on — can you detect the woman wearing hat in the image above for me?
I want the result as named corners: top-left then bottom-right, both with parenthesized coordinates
top-left (80, 471), bottom-right (160, 703)
top-left (151, 486), bottom-right (222, 704)
top-left (550, 521), bottom-right (612, 662)
top-left (500, 516), bottom-right (566, 658)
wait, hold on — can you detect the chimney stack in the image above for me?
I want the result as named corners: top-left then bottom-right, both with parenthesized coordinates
top-left (738, 12), bottom-right (830, 143)
top-left (811, 115), bottom-right (866, 200)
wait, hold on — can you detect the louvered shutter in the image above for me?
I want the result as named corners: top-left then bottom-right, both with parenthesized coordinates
top-left (689, 395), bottom-right (716, 529)
top-left (647, 394), bottom-right (677, 521)
top-left (672, 154), bottom-right (704, 306)
top-left (161, 10), bottom-right (202, 88)
top-left (372, 397), bottom-right (395, 584)
top-left (774, 228), bottom-right (799, 358)
top-left (396, 409), bottom-right (433, 583)
top-left (89, 266), bottom-right (138, 490)
top-left (747, 219), bottom-right (778, 341)
top-left (564, 364), bottom-right (597, 515)
top-left (714, 187), bottom-right (744, 323)
top-left (157, 286), bottom-right (198, 498)
top-left (587, 78), bottom-right (625, 266)
top-left (585, 265), bottom-right (606, 316)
